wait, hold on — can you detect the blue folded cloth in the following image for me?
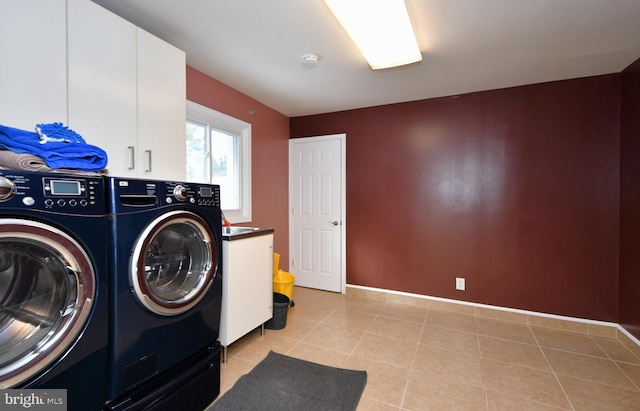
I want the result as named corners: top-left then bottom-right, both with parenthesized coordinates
top-left (0, 123), bottom-right (108, 172)
top-left (36, 122), bottom-right (87, 144)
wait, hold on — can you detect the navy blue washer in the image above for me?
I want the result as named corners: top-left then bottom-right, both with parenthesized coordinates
top-left (0, 170), bottom-right (108, 411)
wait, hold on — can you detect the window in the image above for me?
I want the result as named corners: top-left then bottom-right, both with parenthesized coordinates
top-left (186, 100), bottom-right (251, 223)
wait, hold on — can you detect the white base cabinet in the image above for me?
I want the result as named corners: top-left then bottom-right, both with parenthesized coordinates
top-left (219, 232), bottom-right (274, 361)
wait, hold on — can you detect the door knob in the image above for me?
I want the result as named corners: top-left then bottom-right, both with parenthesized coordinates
top-left (329, 220), bottom-right (339, 226)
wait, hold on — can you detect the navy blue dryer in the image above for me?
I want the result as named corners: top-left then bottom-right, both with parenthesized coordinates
top-left (104, 177), bottom-right (222, 406)
top-left (0, 170), bottom-right (108, 411)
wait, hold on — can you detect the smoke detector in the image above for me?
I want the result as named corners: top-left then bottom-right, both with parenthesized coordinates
top-left (300, 54), bottom-right (319, 68)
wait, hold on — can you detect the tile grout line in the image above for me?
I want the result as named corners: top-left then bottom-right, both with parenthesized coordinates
top-left (529, 324), bottom-right (577, 411)
top-left (590, 335), bottom-right (640, 393)
top-left (474, 316), bottom-right (490, 411)
top-left (398, 312), bottom-right (429, 410)
top-left (296, 295), bottom-right (351, 359)
top-left (342, 298), bottom-right (395, 407)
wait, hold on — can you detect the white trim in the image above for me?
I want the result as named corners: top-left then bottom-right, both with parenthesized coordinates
top-left (618, 325), bottom-right (640, 347)
top-left (186, 100), bottom-right (252, 223)
top-left (346, 283), bottom-right (640, 348)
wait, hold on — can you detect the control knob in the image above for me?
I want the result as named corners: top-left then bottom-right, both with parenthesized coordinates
top-left (0, 176), bottom-right (16, 202)
top-left (173, 185), bottom-right (189, 202)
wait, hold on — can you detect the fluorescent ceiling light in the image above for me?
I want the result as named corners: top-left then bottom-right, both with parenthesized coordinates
top-left (323, 0), bottom-right (422, 70)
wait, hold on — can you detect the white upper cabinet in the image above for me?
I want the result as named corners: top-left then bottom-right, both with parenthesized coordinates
top-left (0, 0), bottom-right (67, 130)
top-left (1, 0), bottom-right (186, 179)
top-left (68, 0), bottom-right (186, 180)
top-left (67, 0), bottom-right (138, 175)
top-left (136, 29), bottom-right (187, 181)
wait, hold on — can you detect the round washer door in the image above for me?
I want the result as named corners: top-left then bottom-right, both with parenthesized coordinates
top-left (0, 218), bottom-right (96, 388)
top-left (130, 210), bottom-right (216, 316)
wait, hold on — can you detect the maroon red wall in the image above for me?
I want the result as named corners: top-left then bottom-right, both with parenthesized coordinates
top-left (620, 58), bottom-right (640, 339)
top-left (186, 66), bottom-right (291, 267)
top-left (291, 75), bottom-right (621, 322)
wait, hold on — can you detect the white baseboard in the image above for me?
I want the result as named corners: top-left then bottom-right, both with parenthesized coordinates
top-left (346, 284), bottom-right (640, 352)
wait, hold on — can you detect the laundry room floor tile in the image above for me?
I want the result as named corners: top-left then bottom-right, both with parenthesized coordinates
top-left (211, 286), bottom-right (640, 410)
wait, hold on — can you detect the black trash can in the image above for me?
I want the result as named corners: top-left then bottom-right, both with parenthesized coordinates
top-left (265, 292), bottom-right (290, 330)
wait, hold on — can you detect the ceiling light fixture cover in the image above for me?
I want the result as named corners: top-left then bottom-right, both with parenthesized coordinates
top-left (323, 0), bottom-right (422, 70)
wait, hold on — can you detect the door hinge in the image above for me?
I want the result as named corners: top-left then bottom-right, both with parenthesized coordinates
top-left (291, 259), bottom-right (294, 268)
top-left (291, 207), bottom-right (295, 215)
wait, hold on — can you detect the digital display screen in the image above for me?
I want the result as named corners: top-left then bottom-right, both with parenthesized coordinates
top-left (199, 187), bottom-right (212, 197)
top-left (51, 180), bottom-right (81, 196)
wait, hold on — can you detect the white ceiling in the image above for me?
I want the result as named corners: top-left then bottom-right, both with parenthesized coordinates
top-left (92, 0), bottom-right (640, 117)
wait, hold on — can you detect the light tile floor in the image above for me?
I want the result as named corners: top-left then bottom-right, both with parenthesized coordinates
top-left (214, 287), bottom-right (640, 410)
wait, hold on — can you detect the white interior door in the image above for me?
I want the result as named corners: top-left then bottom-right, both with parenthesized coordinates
top-left (289, 134), bottom-right (346, 293)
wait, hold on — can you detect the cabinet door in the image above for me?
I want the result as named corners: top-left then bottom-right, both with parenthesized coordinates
top-left (67, 0), bottom-right (138, 176)
top-left (220, 234), bottom-right (274, 346)
top-left (137, 28), bottom-right (187, 181)
top-left (0, 0), bottom-right (66, 130)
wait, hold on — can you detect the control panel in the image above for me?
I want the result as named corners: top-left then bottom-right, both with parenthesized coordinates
top-left (162, 182), bottom-right (220, 209)
top-left (107, 178), bottom-right (221, 212)
top-left (0, 171), bottom-right (104, 215)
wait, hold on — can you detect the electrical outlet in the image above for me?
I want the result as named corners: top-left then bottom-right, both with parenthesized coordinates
top-left (456, 277), bottom-right (465, 291)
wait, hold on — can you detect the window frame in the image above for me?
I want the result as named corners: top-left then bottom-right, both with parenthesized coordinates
top-left (186, 100), bottom-right (251, 223)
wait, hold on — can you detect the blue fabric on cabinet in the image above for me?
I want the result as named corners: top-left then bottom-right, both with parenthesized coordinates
top-left (0, 124), bottom-right (108, 172)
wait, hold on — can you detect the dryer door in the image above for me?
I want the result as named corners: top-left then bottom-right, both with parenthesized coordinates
top-left (0, 219), bottom-right (96, 388)
top-left (131, 210), bottom-right (216, 316)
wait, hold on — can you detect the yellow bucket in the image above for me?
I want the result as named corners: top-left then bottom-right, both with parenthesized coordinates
top-left (273, 269), bottom-right (295, 303)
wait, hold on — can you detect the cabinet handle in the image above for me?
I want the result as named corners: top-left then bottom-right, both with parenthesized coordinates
top-left (145, 150), bottom-right (152, 172)
top-left (128, 146), bottom-right (135, 170)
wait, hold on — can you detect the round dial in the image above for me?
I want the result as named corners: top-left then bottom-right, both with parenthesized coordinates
top-left (0, 177), bottom-right (16, 202)
top-left (173, 185), bottom-right (189, 202)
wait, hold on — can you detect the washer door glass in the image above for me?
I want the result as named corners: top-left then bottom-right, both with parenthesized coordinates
top-left (0, 219), bottom-right (95, 388)
top-left (131, 210), bottom-right (216, 316)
